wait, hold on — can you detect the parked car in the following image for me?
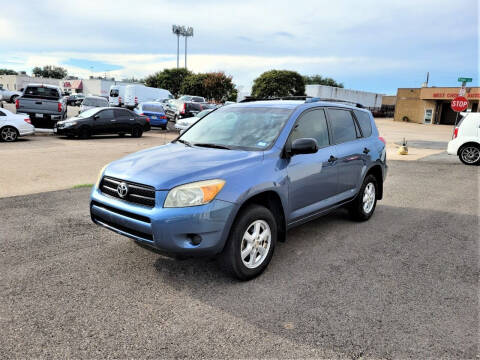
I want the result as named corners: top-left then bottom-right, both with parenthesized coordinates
top-left (165, 101), bottom-right (204, 123)
top-left (16, 84), bottom-right (67, 121)
top-left (90, 100), bottom-right (387, 280)
top-left (175, 109), bottom-right (214, 133)
top-left (124, 85), bottom-right (172, 109)
top-left (0, 86), bottom-right (22, 103)
top-left (55, 107), bottom-right (150, 139)
top-left (67, 93), bottom-right (85, 106)
top-left (447, 112), bottom-right (480, 165)
top-left (0, 108), bottom-right (35, 142)
top-left (109, 85), bottom-right (126, 107)
top-left (80, 96), bottom-right (109, 113)
top-left (134, 102), bottom-right (168, 129)
top-left (178, 95), bottom-right (206, 103)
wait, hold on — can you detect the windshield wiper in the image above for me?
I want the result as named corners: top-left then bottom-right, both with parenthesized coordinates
top-left (193, 143), bottom-right (232, 150)
top-left (176, 139), bottom-right (193, 147)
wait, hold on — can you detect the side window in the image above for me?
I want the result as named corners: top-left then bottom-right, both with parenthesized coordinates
top-left (98, 109), bottom-right (114, 120)
top-left (114, 109), bottom-right (126, 118)
top-left (0, 110), bottom-right (5, 116)
top-left (289, 109), bottom-right (330, 148)
top-left (327, 109), bottom-right (358, 144)
top-left (353, 110), bottom-right (373, 137)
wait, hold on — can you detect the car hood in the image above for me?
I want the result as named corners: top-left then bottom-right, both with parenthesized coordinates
top-left (103, 142), bottom-right (263, 190)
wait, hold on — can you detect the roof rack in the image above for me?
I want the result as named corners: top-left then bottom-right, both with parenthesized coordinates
top-left (240, 96), bottom-right (364, 108)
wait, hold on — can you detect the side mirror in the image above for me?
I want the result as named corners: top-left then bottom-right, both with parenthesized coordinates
top-left (93, 114), bottom-right (99, 120)
top-left (288, 138), bottom-right (318, 156)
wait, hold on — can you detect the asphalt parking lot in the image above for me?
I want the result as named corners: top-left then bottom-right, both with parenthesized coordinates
top-left (1, 159), bottom-right (478, 358)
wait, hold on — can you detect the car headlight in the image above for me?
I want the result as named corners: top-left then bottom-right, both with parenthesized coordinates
top-left (164, 179), bottom-right (225, 208)
top-left (64, 121), bottom-right (77, 127)
top-left (95, 164), bottom-right (108, 188)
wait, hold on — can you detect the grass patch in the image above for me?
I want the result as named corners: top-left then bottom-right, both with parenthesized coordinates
top-left (72, 183), bottom-right (94, 189)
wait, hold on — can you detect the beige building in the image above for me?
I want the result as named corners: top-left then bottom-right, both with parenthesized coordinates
top-left (394, 86), bottom-right (479, 125)
top-left (0, 74), bottom-right (60, 91)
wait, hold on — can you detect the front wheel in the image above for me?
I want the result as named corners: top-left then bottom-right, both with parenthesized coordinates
top-left (349, 174), bottom-right (378, 221)
top-left (219, 204), bottom-right (277, 280)
top-left (458, 145), bottom-right (480, 165)
top-left (0, 126), bottom-right (19, 142)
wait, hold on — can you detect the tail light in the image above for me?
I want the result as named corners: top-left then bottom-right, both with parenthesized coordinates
top-left (58, 102), bottom-right (62, 112)
top-left (180, 103), bottom-right (186, 114)
top-left (160, 115), bottom-right (167, 119)
top-left (145, 117), bottom-right (150, 123)
top-left (24, 118), bottom-right (31, 124)
top-left (453, 127), bottom-right (459, 139)
top-left (15, 99), bottom-right (19, 109)
top-left (140, 113), bottom-right (145, 116)
top-left (378, 136), bottom-right (386, 144)
top-left (134, 96), bottom-right (138, 104)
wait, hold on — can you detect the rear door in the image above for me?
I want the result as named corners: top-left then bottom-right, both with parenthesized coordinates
top-left (287, 108), bottom-right (339, 221)
top-left (327, 108), bottom-right (364, 197)
top-left (114, 109), bottom-right (135, 132)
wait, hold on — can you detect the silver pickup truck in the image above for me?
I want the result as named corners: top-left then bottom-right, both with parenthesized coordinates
top-left (16, 84), bottom-right (67, 121)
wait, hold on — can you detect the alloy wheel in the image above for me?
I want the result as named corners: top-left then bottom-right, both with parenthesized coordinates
top-left (461, 146), bottom-right (480, 164)
top-left (1, 127), bottom-right (18, 142)
top-left (362, 182), bottom-right (376, 214)
top-left (240, 220), bottom-right (271, 269)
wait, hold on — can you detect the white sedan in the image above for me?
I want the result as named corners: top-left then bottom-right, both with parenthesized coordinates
top-left (0, 107), bottom-right (35, 142)
top-left (175, 109), bottom-right (213, 133)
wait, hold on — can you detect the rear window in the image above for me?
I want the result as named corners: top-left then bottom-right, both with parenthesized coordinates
top-left (353, 110), bottom-right (373, 137)
top-left (187, 103), bottom-right (203, 111)
top-left (142, 104), bottom-right (164, 113)
top-left (110, 89), bottom-right (119, 97)
top-left (192, 97), bottom-right (204, 102)
top-left (328, 109), bottom-right (358, 144)
top-left (23, 86), bottom-right (60, 100)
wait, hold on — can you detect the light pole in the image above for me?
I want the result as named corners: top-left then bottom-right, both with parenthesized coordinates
top-left (172, 25), bottom-right (194, 69)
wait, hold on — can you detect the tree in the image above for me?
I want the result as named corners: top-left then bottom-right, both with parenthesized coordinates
top-left (0, 69), bottom-right (18, 75)
top-left (251, 70), bottom-right (305, 98)
top-left (303, 75), bottom-right (343, 88)
top-left (32, 65), bottom-right (68, 79)
top-left (180, 73), bottom-right (208, 98)
top-left (202, 72), bottom-right (237, 102)
top-left (144, 68), bottom-right (192, 97)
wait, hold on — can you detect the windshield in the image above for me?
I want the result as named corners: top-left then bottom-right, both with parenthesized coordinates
top-left (196, 110), bottom-right (212, 118)
top-left (179, 106), bottom-right (292, 150)
top-left (77, 108), bottom-right (101, 118)
top-left (142, 104), bottom-right (164, 113)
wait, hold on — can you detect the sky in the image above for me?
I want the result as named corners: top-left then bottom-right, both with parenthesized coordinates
top-left (1, 0), bottom-right (478, 95)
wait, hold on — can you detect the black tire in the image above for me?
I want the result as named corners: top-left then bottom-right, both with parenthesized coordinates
top-left (219, 204), bottom-right (277, 280)
top-left (161, 125), bottom-right (167, 130)
top-left (131, 126), bottom-right (143, 138)
top-left (458, 144), bottom-right (480, 165)
top-left (348, 174), bottom-right (378, 221)
top-left (0, 126), bottom-right (19, 142)
top-left (78, 126), bottom-right (91, 139)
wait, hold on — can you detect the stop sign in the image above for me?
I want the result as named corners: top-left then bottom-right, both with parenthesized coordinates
top-left (451, 96), bottom-right (468, 112)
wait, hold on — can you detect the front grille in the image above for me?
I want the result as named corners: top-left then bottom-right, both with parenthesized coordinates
top-left (100, 176), bottom-right (156, 207)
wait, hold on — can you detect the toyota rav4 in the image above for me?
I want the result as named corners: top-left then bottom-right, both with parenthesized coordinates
top-left (90, 99), bottom-right (387, 280)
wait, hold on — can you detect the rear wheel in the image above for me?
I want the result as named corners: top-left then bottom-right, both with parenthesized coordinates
top-left (219, 204), bottom-right (277, 280)
top-left (0, 126), bottom-right (19, 142)
top-left (458, 144), bottom-right (480, 165)
top-left (349, 174), bottom-right (378, 221)
top-left (131, 126), bottom-right (143, 138)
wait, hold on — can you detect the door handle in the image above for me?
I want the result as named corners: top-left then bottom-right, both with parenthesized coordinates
top-left (111, 120), bottom-right (116, 122)
top-left (363, 147), bottom-right (370, 154)
top-left (328, 155), bottom-right (337, 163)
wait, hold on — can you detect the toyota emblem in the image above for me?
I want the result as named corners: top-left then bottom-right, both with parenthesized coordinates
top-left (117, 182), bottom-right (129, 198)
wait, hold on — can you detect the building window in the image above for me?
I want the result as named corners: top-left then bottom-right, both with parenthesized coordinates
top-left (424, 109), bottom-right (433, 124)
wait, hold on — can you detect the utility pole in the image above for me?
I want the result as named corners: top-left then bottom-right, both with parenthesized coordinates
top-left (184, 27), bottom-right (193, 69)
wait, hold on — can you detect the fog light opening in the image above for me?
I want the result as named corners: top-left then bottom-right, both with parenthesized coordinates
top-left (188, 234), bottom-right (202, 246)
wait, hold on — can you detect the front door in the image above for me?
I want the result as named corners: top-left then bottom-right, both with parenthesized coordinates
top-left (287, 108), bottom-right (339, 222)
top-left (92, 109), bottom-right (114, 134)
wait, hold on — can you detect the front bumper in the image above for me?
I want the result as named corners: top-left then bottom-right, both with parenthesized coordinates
top-left (55, 126), bottom-right (76, 136)
top-left (90, 187), bottom-right (237, 256)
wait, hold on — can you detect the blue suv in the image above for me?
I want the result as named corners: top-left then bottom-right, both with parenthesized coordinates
top-left (90, 100), bottom-right (387, 280)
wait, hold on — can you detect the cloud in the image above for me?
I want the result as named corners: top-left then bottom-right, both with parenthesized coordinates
top-left (1, 0), bottom-right (478, 94)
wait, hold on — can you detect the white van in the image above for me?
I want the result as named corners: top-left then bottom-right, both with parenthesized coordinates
top-left (109, 85), bottom-right (126, 107)
top-left (124, 85), bottom-right (172, 109)
top-left (80, 96), bottom-right (109, 113)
